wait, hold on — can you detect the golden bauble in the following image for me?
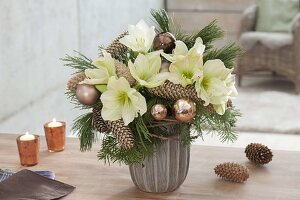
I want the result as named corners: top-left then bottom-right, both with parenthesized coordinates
top-left (151, 104), bottom-right (167, 121)
top-left (173, 99), bottom-right (196, 122)
top-left (76, 84), bottom-right (100, 106)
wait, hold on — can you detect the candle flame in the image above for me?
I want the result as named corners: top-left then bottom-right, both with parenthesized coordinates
top-left (25, 131), bottom-right (29, 135)
top-left (52, 118), bottom-right (57, 123)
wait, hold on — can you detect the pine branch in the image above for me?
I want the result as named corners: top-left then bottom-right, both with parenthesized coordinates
top-left (98, 135), bottom-right (154, 165)
top-left (72, 112), bottom-right (97, 151)
top-left (193, 106), bottom-right (241, 143)
top-left (186, 20), bottom-right (224, 49)
top-left (204, 43), bottom-right (242, 69)
top-left (150, 9), bottom-right (170, 32)
top-left (61, 51), bottom-right (96, 73)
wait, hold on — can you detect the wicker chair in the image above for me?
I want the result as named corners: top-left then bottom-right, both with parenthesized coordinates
top-left (237, 5), bottom-right (300, 94)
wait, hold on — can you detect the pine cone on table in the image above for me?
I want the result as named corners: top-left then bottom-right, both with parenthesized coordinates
top-left (245, 143), bottom-right (273, 165)
top-left (214, 162), bottom-right (249, 183)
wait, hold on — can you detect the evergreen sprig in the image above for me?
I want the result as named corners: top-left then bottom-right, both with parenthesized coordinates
top-left (193, 106), bottom-right (241, 143)
top-left (150, 9), bottom-right (171, 32)
top-left (61, 51), bottom-right (96, 73)
top-left (184, 20), bottom-right (225, 49)
top-left (204, 43), bottom-right (242, 69)
top-left (72, 112), bottom-right (97, 151)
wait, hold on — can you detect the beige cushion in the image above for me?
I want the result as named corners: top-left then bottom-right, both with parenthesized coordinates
top-left (240, 32), bottom-right (293, 50)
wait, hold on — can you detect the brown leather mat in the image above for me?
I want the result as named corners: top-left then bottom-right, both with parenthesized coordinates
top-left (0, 169), bottom-right (75, 200)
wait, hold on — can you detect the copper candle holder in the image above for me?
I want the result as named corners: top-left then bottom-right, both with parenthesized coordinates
top-left (44, 119), bottom-right (66, 152)
top-left (16, 135), bottom-right (40, 166)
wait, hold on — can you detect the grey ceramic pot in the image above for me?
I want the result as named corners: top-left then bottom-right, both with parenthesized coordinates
top-left (129, 134), bottom-right (190, 193)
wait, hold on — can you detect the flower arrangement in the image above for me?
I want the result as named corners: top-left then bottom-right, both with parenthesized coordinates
top-left (63, 9), bottom-right (241, 165)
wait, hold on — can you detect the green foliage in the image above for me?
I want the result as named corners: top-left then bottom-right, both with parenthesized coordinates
top-left (98, 135), bottom-right (154, 165)
top-left (184, 20), bottom-right (225, 50)
top-left (150, 9), bottom-right (171, 32)
top-left (72, 112), bottom-right (97, 151)
top-left (204, 43), bottom-right (242, 69)
top-left (193, 106), bottom-right (241, 143)
top-left (61, 51), bottom-right (96, 73)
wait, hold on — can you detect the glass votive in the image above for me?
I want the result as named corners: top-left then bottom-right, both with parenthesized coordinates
top-left (44, 118), bottom-right (66, 152)
top-left (16, 133), bottom-right (40, 166)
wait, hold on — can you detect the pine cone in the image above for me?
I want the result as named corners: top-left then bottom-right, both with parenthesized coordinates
top-left (106, 32), bottom-right (128, 59)
top-left (245, 143), bottom-right (273, 165)
top-left (92, 108), bottom-right (108, 133)
top-left (107, 119), bottom-right (134, 149)
top-left (148, 81), bottom-right (233, 113)
top-left (114, 59), bottom-right (135, 86)
top-left (214, 162), bottom-right (249, 183)
top-left (67, 72), bottom-right (86, 92)
top-left (148, 80), bottom-right (201, 102)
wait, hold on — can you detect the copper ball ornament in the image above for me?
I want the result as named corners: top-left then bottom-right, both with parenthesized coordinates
top-left (173, 99), bottom-right (196, 122)
top-left (151, 104), bottom-right (168, 121)
top-left (153, 32), bottom-right (176, 53)
top-left (76, 84), bottom-right (100, 106)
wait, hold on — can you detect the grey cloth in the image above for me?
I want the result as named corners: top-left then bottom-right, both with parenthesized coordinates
top-left (0, 169), bottom-right (75, 200)
top-left (240, 32), bottom-right (293, 50)
top-left (0, 169), bottom-right (55, 182)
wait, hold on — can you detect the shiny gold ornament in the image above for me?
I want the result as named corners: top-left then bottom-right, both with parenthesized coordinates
top-left (76, 84), bottom-right (100, 106)
top-left (153, 32), bottom-right (176, 53)
top-left (173, 99), bottom-right (196, 122)
top-left (151, 104), bottom-right (167, 121)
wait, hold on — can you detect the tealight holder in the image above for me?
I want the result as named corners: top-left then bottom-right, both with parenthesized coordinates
top-left (16, 135), bottom-right (40, 166)
top-left (44, 119), bottom-right (66, 152)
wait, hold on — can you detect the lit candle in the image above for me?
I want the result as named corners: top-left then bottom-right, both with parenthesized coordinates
top-left (16, 133), bottom-right (39, 166)
top-left (48, 118), bottom-right (63, 127)
top-left (44, 118), bottom-right (66, 152)
top-left (20, 131), bottom-right (35, 141)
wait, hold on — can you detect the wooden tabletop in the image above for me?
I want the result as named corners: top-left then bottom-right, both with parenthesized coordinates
top-left (0, 133), bottom-right (299, 200)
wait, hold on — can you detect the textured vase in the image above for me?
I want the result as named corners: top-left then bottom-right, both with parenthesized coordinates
top-left (129, 129), bottom-right (190, 193)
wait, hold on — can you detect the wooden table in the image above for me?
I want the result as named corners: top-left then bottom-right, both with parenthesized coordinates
top-left (0, 134), bottom-right (299, 200)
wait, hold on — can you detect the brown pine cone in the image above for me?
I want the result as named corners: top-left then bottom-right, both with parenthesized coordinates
top-left (214, 162), bottom-right (249, 183)
top-left (245, 143), bottom-right (273, 165)
top-left (67, 72), bottom-right (86, 92)
top-left (92, 108), bottom-right (108, 133)
top-left (114, 59), bottom-right (135, 86)
top-left (107, 119), bottom-right (134, 149)
top-left (106, 32), bottom-right (128, 59)
top-left (148, 80), bottom-right (201, 102)
top-left (148, 81), bottom-right (233, 113)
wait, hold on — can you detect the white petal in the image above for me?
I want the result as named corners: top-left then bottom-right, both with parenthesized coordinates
top-left (174, 40), bottom-right (189, 56)
top-left (107, 76), bottom-right (131, 92)
top-left (213, 104), bottom-right (226, 115)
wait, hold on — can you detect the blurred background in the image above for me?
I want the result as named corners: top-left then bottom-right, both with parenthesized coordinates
top-left (1, 0), bottom-right (299, 151)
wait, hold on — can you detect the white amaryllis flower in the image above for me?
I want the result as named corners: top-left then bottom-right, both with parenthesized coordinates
top-left (81, 51), bottom-right (116, 92)
top-left (162, 38), bottom-right (205, 87)
top-left (195, 59), bottom-right (238, 115)
top-left (128, 51), bottom-right (169, 88)
top-left (100, 76), bottom-right (147, 125)
top-left (119, 19), bottom-right (156, 53)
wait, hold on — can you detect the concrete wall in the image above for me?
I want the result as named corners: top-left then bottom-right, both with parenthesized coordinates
top-left (167, 0), bottom-right (254, 47)
top-left (0, 0), bottom-right (163, 135)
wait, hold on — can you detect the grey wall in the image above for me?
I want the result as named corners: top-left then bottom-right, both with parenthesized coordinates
top-left (0, 0), bottom-right (163, 135)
